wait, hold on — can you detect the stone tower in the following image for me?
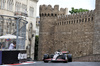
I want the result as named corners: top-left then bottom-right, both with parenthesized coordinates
top-left (93, 0), bottom-right (100, 54)
top-left (38, 5), bottom-right (68, 60)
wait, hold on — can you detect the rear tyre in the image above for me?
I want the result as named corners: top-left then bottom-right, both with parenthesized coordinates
top-left (67, 54), bottom-right (72, 62)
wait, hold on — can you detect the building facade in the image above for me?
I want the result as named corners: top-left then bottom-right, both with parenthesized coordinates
top-left (38, 0), bottom-right (100, 61)
top-left (36, 17), bottom-right (40, 35)
top-left (0, 0), bottom-right (38, 60)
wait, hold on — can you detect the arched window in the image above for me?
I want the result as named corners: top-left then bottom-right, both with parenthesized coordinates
top-left (15, 2), bottom-right (21, 11)
top-left (1, 0), bottom-right (6, 9)
top-left (7, 0), bottom-right (13, 11)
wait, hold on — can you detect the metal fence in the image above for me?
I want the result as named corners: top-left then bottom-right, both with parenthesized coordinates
top-left (0, 15), bottom-right (28, 49)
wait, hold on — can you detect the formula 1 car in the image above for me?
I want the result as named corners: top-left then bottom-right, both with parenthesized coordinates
top-left (43, 51), bottom-right (72, 63)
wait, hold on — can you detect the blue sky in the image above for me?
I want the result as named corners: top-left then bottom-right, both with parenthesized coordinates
top-left (37, 0), bottom-right (95, 16)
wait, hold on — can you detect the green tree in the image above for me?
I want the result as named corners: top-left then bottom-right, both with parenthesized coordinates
top-left (34, 35), bottom-right (39, 60)
top-left (69, 7), bottom-right (89, 14)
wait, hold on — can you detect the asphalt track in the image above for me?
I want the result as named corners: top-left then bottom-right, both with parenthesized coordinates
top-left (14, 61), bottom-right (100, 66)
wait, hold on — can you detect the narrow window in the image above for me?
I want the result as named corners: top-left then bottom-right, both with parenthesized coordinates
top-left (40, 14), bottom-right (41, 17)
top-left (88, 18), bottom-right (90, 22)
top-left (85, 18), bottom-right (87, 22)
top-left (67, 21), bottom-right (68, 24)
top-left (79, 19), bottom-right (81, 23)
top-left (51, 13), bottom-right (53, 16)
top-left (55, 14), bottom-right (57, 17)
top-left (45, 13), bottom-right (46, 16)
top-left (48, 14), bottom-right (50, 16)
top-left (91, 17), bottom-right (93, 21)
top-left (69, 21), bottom-right (70, 24)
top-left (82, 19), bottom-right (84, 22)
top-left (42, 13), bottom-right (44, 16)
top-left (77, 20), bottom-right (78, 23)
top-left (64, 22), bottom-right (66, 24)
top-left (74, 20), bottom-right (75, 24)
top-left (72, 21), bottom-right (73, 24)
top-left (60, 22), bottom-right (61, 25)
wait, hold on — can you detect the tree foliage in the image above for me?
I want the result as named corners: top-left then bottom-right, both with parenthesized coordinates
top-left (69, 7), bottom-right (89, 14)
top-left (34, 35), bottom-right (39, 60)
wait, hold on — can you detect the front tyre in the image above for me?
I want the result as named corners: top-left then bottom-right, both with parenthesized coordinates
top-left (44, 61), bottom-right (48, 63)
top-left (43, 54), bottom-right (49, 61)
top-left (63, 61), bottom-right (68, 63)
top-left (43, 54), bottom-right (49, 63)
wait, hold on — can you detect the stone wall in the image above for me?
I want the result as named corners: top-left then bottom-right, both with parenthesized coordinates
top-left (93, 0), bottom-right (100, 54)
top-left (73, 54), bottom-right (100, 62)
top-left (54, 11), bottom-right (95, 58)
top-left (38, 0), bottom-right (100, 61)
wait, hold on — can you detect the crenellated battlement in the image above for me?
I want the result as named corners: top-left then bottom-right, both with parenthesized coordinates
top-left (39, 5), bottom-right (68, 17)
top-left (58, 10), bottom-right (94, 19)
top-left (57, 10), bottom-right (94, 25)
